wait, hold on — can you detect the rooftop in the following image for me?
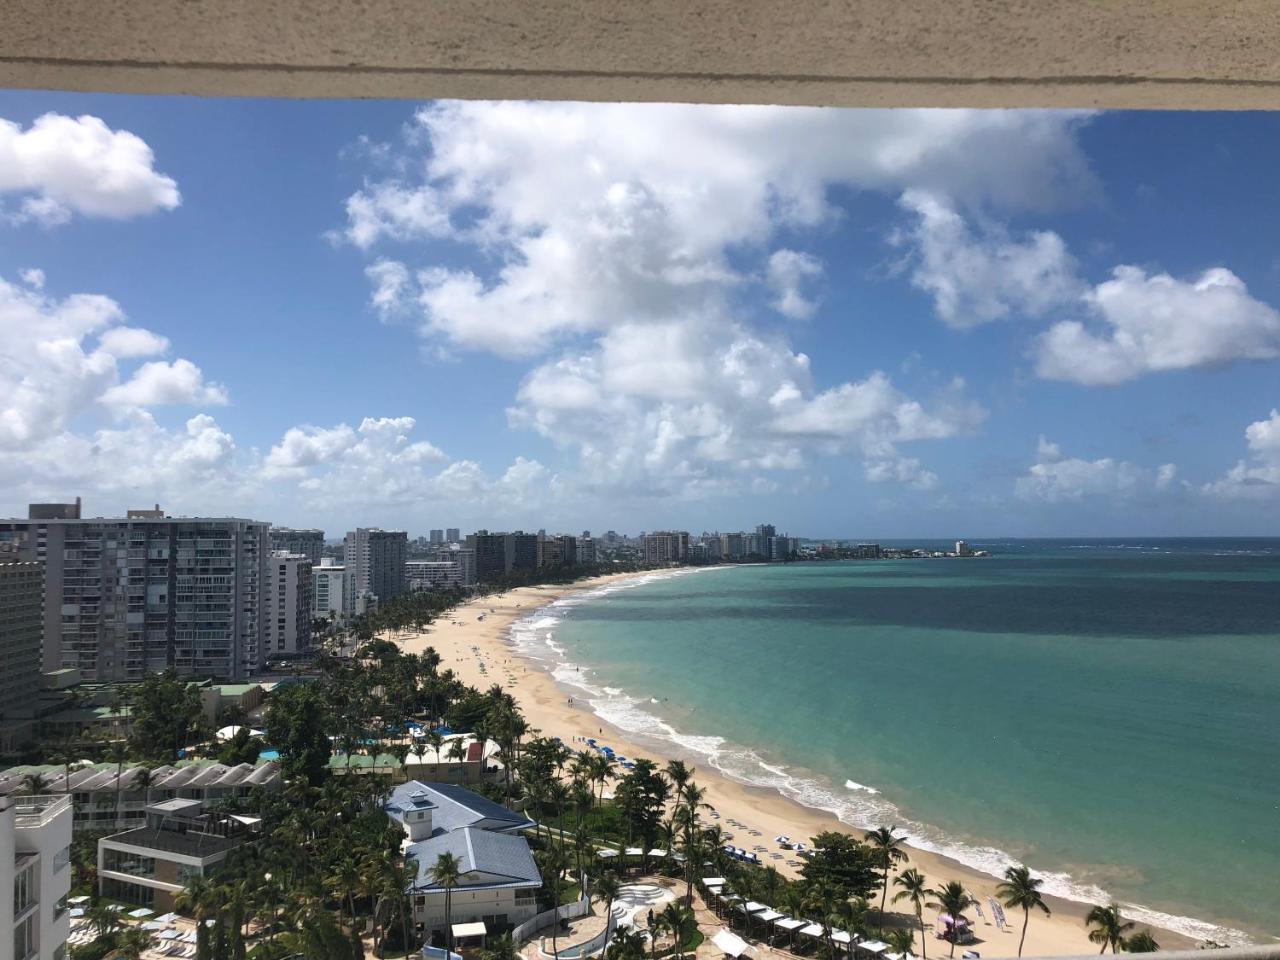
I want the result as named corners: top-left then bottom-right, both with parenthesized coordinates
top-left (0, 758), bottom-right (281, 798)
top-left (407, 826), bottom-right (541, 892)
top-left (385, 781), bottom-right (535, 836)
top-left (3, 793), bottom-right (72, 827)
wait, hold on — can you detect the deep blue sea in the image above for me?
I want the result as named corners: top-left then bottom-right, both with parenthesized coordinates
top-left (510, 540), bottom-right (1280, 943)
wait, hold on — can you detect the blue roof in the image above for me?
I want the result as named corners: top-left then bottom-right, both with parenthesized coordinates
top-left (407, 827), bottom-right (541, 892)
top-left (385, 781), bottom-right (535, 836)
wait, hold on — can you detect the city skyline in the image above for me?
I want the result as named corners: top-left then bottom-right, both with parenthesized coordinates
top-left (3, 95), bottom-right (1280, 536)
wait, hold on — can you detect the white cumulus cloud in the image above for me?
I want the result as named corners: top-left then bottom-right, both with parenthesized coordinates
top-left (338, 102), bottom-right (1089, 494)
top-left (766, 249), bottom-right (824, 320)
top-left (0, 113), bottom-right (180, 225)
top-left (1202, 409), bottom-right (1280, 500)
top-left (100, 359), bottom-right (228, 409)
top-left (0, 273), bottom-right (225, 447)
top-left (1035, 267), bottom-right (1280, 385)
top-left (897, 190), bottom-right (1083, 328)
top-left (1015, 436), bottom-right (1177, 503)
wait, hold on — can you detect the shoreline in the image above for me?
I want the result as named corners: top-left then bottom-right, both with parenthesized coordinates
top-left (393, 570), bottom-right (1214, 956)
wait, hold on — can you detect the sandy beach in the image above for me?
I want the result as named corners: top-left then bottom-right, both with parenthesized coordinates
top-left (393, 572), bottom-right (1196, 956)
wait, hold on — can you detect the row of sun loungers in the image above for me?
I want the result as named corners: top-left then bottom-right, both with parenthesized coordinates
top-left (701, 879), bottom-right (896, 958)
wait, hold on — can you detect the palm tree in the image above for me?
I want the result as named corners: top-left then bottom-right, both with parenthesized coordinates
top-left (540, 843), bottom-right (570, 959)
top-left (997, 866), bottom-right (1051, 957)
top-left (131, 765), bottom-right (157, 818)
top-left (175, 876), bottom-right (219, 960)
top-left (18, 772), bottom-right (51, 795)
top-left (326, 854), bottom-right (363, 923)
top-left (424, 729), bottom-right (445, 773)
top-left (594, 871), bottom-right (623, 957)
top-left (479, 933), bottom-right (521, 960)
top-left (887, 928), bottom-right (917, 957)
top-left (659, 902), bottom-right (697, 959)
top-left (867, 827), bottom-right (909, 934)
top-left (893, 868), bottom-right (929, 959)
top-left (116, 925), bottom-right (153, 959)
top-left (1123, 930), bottom-right (1159, 953)
top-left (434, 851), bottom-right (462, 957)
top-left (927, 881), bottom-right (975, 958)
top-left (1086, 904), bottom-right (1134, 954)
top-left (107, 739), bottom-right (130, 829)
top-left (87, 903), bottom-right (121, 942)
top-left (608, 928), bottom-right (648, 960)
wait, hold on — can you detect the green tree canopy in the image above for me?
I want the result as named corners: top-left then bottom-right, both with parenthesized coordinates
top-left (127, 668), bottom-right (204, 762)
top-left (800, 831), bottom-right (880, 900)
top-left (265, 683), bottom-right (333, 786)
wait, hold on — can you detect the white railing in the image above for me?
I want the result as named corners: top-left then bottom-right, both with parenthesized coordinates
top-left (8, 794), bottom-right (72, 826)
top-left (513, 895), bottom-right (592, 944)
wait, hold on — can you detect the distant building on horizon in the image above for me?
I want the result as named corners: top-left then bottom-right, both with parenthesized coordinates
top-left (429, 529), bottom-right (444, 546)
top-left (344, 527), bottom-right (408, 605)
top-left (446, 527), bottom-right (460, 543)
top-left (270, 527), bottom-right (324, 565)
top-left (644, 531), bottom-right (690, 565)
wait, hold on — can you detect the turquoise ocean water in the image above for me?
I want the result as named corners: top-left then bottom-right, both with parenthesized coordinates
top-left (509, 540), bottom-right (1280, 943)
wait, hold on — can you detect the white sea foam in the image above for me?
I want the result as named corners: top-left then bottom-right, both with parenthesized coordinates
top-left (844, 779), bottom-right (880, 795)
top-left (504, 572), bottom-right (1255, 947)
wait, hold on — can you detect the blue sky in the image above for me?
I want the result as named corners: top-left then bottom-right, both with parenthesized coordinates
top-left (1, 93), bottom-right (1278, 538)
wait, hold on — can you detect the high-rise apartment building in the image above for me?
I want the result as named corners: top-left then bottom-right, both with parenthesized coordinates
top-left (504, 531), bottom-right (538, 573)
top-left (263, 552), bottom-right (312, 660)
top-left (1, 793), bottom-right (72, 960)
top-left (268, 527), bottom-right (324, 565)
top-left (428, 529), bottom-right (444, 546)
top-left (577, 537), bottom-right (597, 565)
top-left (538, 535), bottom-right (578, 568)
top-left (0, 554), bottom-right (42, 752)
top-left (343, 528), bottom-right (408, 604)
top-left (0, 510), bottom-right (270, 682)
top-left (465, 531), bottom-right (506, 583)
top-left (311, 558), bottom-right (348, 621)
top-left (643, 531), bottom-right (690, 565)
top-left (405, 560), bottom-right (466, 591)
top-left (445, 527), bottom-right (460, 543)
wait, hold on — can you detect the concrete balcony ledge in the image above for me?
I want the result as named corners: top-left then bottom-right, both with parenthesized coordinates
top-left (7, 793), bottom-right (73, 826)
top-left (2, 0), bottom-right (1280, 109)
top-left (1038, 951), bottom-right (1279, 960)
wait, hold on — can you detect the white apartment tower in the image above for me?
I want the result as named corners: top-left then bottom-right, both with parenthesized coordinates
top-left (1, 794), bottom-right (72, 960)
top-left (263, 552), bottom-right (312, 659)
top-left (311, 558), bottom-right (348, 621)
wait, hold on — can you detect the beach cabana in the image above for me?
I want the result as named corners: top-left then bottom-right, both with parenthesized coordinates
top-left (832, 929), bottom-right (855, 951)
top-left (859, 939), bottom-right (889, 956)
top-left (775, 916), bottom-right (806, 948)
top-left (702, 876), bottom-right (726, 887)
top-left (799, 922), bottom-right (826, 941)
top-left (713, 929), bottom-right (753, 959)
top-left (624, 847), bottom-right (645, 857)
top-left (451, 921), bottom-right (487, 949)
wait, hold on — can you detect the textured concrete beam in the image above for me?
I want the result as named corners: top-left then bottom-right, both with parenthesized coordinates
top-left (2, 1), bottom-right (1280, 108)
